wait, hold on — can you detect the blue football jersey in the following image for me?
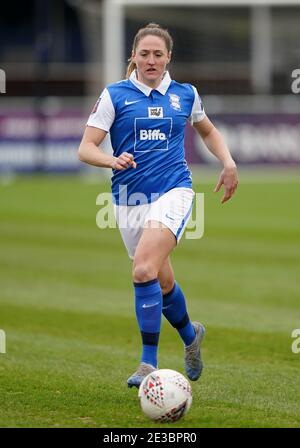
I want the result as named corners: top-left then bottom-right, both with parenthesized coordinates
top-left (87, 71), bottom-right (205, 205)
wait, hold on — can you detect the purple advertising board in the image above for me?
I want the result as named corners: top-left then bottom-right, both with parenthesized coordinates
top-left (0, 111), bottom-right (85, 172)
top-left (1, 111), bottom-right (300, 172)
top-left (185, 114), bottom-right (300, 164)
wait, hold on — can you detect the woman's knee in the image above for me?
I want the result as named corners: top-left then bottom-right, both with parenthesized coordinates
top-left (132, 261), bottom-right (158, 283)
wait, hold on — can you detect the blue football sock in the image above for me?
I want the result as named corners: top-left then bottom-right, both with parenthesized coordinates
top-left (134, 279), bottom-right (162, 368)
top-left (162, 282), bottom-right (196, 346)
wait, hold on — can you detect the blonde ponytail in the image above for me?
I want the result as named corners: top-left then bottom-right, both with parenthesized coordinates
top-left (126, 60), bottom-right (136, 79)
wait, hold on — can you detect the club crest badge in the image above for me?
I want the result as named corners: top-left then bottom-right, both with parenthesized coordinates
top-left (169, 93), bottom-right (181, 111)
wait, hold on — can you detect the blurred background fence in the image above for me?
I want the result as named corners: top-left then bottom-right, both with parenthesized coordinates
top-left (1, 0), bottom-right (300, 173)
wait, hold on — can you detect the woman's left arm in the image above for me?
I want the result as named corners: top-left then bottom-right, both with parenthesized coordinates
top-left (193, 116), bottom-right (238, 204)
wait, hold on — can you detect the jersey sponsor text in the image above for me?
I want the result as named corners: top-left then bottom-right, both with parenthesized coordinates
top-left (140, 129), bottom-right (166, 141)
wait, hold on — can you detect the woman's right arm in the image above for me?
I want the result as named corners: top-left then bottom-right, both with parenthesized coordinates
top-left (78, 126), bottom-right (136, 170)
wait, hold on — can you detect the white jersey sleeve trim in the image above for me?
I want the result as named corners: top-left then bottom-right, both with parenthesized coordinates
top-left (86, 88), bottom-right (115, 132)
top-left (188, 86), bottom-right (206, 125)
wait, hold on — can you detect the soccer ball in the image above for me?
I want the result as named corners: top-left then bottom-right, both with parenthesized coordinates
top-left (138, 369), bottom-right (192, 423)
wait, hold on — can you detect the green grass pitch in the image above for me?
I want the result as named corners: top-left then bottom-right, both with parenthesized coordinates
top-left (0, 170), bottom-right (299, 428)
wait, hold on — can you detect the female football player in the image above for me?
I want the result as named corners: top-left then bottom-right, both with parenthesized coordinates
top-left (78, 23), bottom-right (238, 388)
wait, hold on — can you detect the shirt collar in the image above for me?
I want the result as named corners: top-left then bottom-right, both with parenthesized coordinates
top-left (129, 70), bottom-right (172, 96)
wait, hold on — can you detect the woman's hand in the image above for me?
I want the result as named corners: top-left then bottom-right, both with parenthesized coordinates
top-left (214, 162), bottom-right (238, 204)
top-left (112, 152), bottom-right (137, 170)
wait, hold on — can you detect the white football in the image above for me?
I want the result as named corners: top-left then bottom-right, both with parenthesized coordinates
top-left (138, 369), bottom-right (192, 422)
